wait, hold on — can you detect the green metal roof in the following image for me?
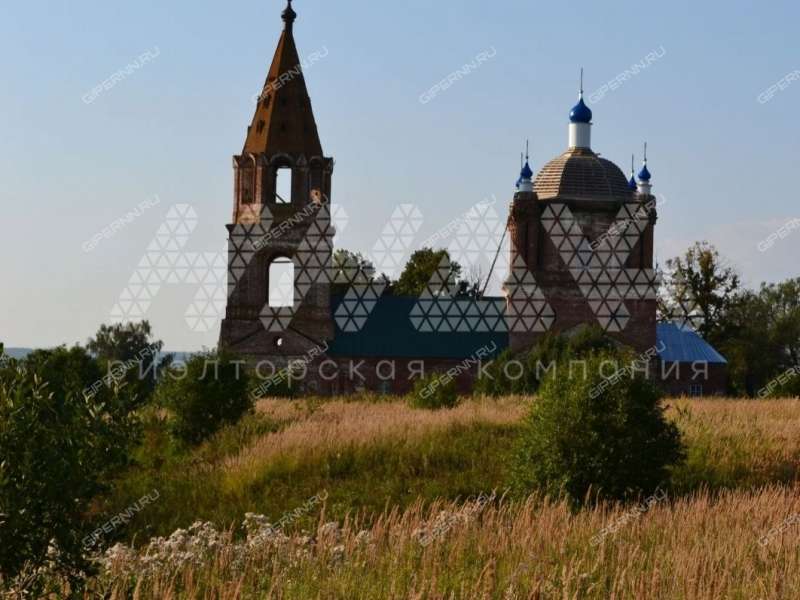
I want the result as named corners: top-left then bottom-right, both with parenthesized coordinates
top-left (328, 295), bottom-right (508, 359)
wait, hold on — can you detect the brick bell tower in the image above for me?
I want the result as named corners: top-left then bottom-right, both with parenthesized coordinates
top-left (506, 83), bottom-right (658, 354)
top-left (220, 0), bottom-right (335, 358)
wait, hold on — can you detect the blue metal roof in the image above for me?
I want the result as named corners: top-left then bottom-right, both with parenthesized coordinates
top-left (656, 322), bottom-right (727, 364)
top-left (329, 295), bottom-right (509, 360)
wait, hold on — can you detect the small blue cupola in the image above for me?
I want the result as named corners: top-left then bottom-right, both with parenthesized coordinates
top-left (636, 142), bottom-right (653, 196)
top-left (628, 155), bottom-right (638, 190)
top-left (517, 141), bottom-right (534, 193)
top-left (569, 95), bottom-right (593, 124)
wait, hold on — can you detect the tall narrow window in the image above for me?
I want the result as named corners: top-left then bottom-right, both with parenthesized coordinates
top-left (275, 167), bottom-right (292, 203)
top-left (268, 257), bottom-right (294, 307)
top-left (241, 167), bottom-right (255, 204)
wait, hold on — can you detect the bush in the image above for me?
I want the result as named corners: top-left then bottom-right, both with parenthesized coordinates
top-left (0, 346), bottom-right (138, 590)
top-left (511, 349), bottom-right (685, 504)
top-left (156, 352), bottom-right (253, 445)
top-left (408, 373), bottom-right (461, 410)
top-left (475, 325), bottom-right (616, 396)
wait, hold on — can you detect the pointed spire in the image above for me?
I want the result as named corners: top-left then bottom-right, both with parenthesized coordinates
top-left (243, 0), bottom-right (323, 157)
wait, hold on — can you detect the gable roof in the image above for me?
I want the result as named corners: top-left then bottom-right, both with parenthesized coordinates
top-left (656, 322), bottom-right (728, 364)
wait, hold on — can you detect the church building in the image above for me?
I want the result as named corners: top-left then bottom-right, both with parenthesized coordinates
top-left (219, 1), bottom-right (728, 397)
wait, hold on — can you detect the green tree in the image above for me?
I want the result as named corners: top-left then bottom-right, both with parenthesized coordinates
top-left (512, 349), bottom-right (685, 505)
top-left (719, 279), bottom-right (800, 395)
top-left (0, 347), bottom-right (138, 591)
top-left (659, 242), bottom-right (739, 345)
top-left (394, 248), bottom-right (462, 297)
top-left (87, 321), bottom-right (170, 406)
top-left (475, 325), bottom-right (616, 396)
top-left (156, 351), bottom-right (252, 445)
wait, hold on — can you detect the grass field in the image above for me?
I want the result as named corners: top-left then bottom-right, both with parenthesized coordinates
top-left (75, 396), bottom-right (800, 599)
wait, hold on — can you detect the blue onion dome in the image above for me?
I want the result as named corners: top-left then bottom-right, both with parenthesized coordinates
top-left (569, 94), bottom-right (593, 123)
top-left (628, 175), bottom-right (638, 190)
top-left (521, 161), bottom-right (533, 179)
top-left (638, 162), bottom-right (652, 182)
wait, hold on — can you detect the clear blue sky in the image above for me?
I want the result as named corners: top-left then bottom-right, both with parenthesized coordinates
top-left (1, 0), bottom-right (798, 350)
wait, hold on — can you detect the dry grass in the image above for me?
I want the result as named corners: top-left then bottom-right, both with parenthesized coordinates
top-left (67, 396), bottom-right (800, 599)
top-left (225, 396), bottom-right (527, 487)
top-left (90, 485), bottom-right (800, 599)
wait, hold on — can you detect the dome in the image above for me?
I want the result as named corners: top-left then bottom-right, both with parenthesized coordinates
top-left (520, 161), bottom-right (533, 179)
top-left (569, 95), bottom-right (593, 123)
top-left (638, 163), bottom-right (652, 182)
top-left (533, 149), bottom-right (632, 201)
top-left (628, 175), bottom-right (638, 190)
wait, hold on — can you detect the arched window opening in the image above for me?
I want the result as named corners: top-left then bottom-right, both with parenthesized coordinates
top-left (275, 167), bottom-right (292, 203)
top-left (268, 257), bottom-right (295, 307)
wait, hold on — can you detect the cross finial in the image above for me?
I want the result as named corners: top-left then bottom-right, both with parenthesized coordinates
top-left (643, 141), bottom-right (648, 164)
top-left (580, 67), bottom-right (584, 96)
top-left (525, 139), bottom-right (530, 162)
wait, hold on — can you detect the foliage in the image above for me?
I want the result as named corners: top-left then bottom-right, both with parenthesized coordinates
top-left (512, 350), bottom-right (685, 504)
top-left (393, 248), bottom-right (462, 297)
top-left (38, 396), bottom-right (800, 599)
top-left (408, 373), bottom-right (461, 410)
top-left (474, 325), bottom-right (616, 396)
top-left (0, 347), bottom-right (138, 590)
top-left (156, 352), bottom-right (253, 445)
top-left (87, 321), bottom-right (171, 407)
top-left (716, 279), bottom-right (800, 395)
top-left (659, 241), bottom-right (740, 345)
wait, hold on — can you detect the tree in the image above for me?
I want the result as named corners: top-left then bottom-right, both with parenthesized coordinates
top-left (155, 351), bottom-right (252, 445)
top-left (87, 321), bottom-right (170, 406)
top-left (659, 242), bottom-right (739, 345)
top-left (760, 279), bottom-right (800, 368)
top-left (394, 248), bottom-right (462, 297)
top-left (0, 347), bottom-right (138, 591)
top-left (474, 325), bottom-right (616, 396)
top-left (718, 279), bottom-right (800, 395)
top-left (512, 349), bottom-right (685, 505)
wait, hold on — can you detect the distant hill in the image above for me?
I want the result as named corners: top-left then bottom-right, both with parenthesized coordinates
top-left (3, 348), bottom-right (192, 363)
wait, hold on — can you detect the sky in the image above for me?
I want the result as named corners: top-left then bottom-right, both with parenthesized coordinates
top-left (1, 0), bottom-right (799, 351)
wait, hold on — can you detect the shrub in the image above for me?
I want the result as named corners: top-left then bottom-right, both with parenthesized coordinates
top-left (511, 349), bottom-right (685, 504)
top-left (156, 352), bottom-right (253, 445)
top-left (408, 373), bottom-right (461, 410)
top-left (475, 325), bottom-right (616, 396)
top-left (0, 347), bottom-right (138, 590)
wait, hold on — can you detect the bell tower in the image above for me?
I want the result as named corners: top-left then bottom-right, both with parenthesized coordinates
top-left (220, 0), bottom-right (335, 358)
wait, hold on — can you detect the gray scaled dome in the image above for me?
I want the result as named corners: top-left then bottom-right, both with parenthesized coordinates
top-left (533, 148), bottom-right (632, 201)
